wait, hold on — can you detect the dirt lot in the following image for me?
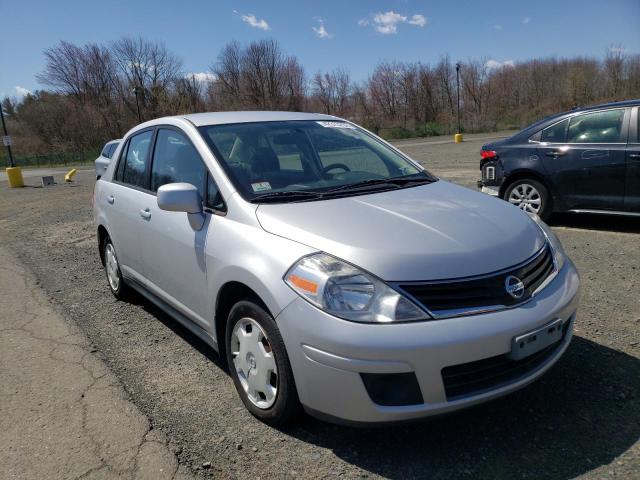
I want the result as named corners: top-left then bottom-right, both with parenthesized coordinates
top-left (0, 133), bottom-right (638, 479)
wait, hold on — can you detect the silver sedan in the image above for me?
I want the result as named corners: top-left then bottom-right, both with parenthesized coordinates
top-left (93, 111), bottom-right (579, 425)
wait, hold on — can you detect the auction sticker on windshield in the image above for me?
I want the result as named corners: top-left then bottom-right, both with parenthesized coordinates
top-left (252, 181), bottom-right (272, 192)
top-left (316, 121), bottom-right (355, 129)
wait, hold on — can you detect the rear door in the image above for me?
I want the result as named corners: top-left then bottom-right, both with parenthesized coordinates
top-left (106, 129), bottom-right (154, 278)
top-left (625, 106), bottom-right (640, 211)
top-left (539, 108), bottom-right (629, 210)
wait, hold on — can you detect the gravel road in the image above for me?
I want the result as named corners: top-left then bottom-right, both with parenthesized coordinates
top-left (0, 133), bottom-right (638, 479)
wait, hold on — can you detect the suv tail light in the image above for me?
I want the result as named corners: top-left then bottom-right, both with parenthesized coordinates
top-left (481, 150), bottom-right (497, 160)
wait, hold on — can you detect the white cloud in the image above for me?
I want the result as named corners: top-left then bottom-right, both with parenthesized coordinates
top-left (15, 86), bottom-right (32, 98)
top-left (485, 59), bottom-right (515, 71)
top-left (493, 24), bottom-right (502, 30)
top-left (408, 14), bottom-right (427, 27)
top-left (522, 17), bottom-right (531, 24)
top-left (362, 11), bottom-right (426, 35)
top-left (313, 19), bottom-right (332, 39)
top-left (185, 72), bottom-right (216, 83)
top-left (233, 10), bottom-right (270, 31)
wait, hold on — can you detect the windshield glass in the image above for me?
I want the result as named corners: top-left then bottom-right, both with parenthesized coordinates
top-left (199, 120), bottom-right (435, 202)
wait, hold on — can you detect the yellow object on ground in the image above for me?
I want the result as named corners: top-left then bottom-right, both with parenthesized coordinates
top-left (454, 133), bottom-right (464, 143)
top-left (6, 167), bottom-right (24, 188)
top-left (64, 168), bottom-right (77, 182)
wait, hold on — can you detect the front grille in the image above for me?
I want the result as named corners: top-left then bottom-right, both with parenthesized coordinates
top-left (397, 246), bottom-right (555, 317)
top-left (441, 321), bottom-right (569, 400)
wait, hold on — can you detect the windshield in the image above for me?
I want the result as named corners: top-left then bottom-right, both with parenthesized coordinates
top-left (198, 120), bottom-right (435, 202)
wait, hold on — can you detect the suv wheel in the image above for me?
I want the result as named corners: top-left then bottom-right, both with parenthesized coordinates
top-left (225, 299), bottom-right (300, 426)
top-left (102, 237), bottom-right (129, 299)
top-left (504, 179), bottom-right (551, 220)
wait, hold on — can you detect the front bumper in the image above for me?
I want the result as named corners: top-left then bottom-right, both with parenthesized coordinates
top-left (276, 260), bottom-right (580, 424)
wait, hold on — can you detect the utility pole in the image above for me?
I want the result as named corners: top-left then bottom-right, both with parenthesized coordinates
top-left (455, 63), bottom-right (461, 134)
top-left (132, 87), bottom-right (142, 123)
top-left (0, 103), bottom-right (15, 167)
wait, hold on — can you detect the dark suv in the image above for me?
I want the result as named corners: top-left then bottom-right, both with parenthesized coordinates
top-left (478, 100), bottom-right (640, 220)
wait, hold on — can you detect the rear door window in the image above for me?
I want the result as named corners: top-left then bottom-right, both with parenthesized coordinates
top-left (567, 109), bottom-right (625, 143)
top-left (541, 119), bottom-right (568, 143)
top-left (122, 130), bottom-right (153, 188)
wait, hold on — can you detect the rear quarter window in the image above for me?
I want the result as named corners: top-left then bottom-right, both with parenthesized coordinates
top-left (541, 119), bottom-right (568, 143)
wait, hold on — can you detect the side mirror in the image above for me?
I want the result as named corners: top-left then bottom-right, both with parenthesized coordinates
top-left (157, 183), bottom-right (205, 230)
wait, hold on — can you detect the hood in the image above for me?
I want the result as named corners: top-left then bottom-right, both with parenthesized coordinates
top-left (255, 181), bottom-right (546, 281)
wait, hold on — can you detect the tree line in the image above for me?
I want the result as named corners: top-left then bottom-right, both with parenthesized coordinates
top-left (2, 36), bottom-right (639, 159)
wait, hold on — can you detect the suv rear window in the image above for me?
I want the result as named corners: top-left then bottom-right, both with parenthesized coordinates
top-left (101, 143), bottom-right (111, 158)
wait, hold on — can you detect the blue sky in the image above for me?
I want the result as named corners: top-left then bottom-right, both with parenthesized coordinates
top-left (1, 0), bottom-right (639, 99)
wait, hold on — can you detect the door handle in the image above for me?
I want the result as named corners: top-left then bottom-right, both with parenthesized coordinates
top-left (629, 153), bottom-right (640, 160)
top-left (139, 208), bottom-right (152, 220)
top-left (545, 150), bottom-right (567, 158)
top-left (107, 195), bottom-right (115, 204)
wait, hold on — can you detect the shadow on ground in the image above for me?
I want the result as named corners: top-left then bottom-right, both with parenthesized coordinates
top-left (283, 337), bottom-right (639, 479)
top-left (550, 212), bottom-right (640, 234)
top-left (133, 288), bottom-right (639, 479)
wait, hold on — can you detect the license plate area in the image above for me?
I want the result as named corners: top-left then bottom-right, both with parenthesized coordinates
top-left (507, 318), bottom-right (564, 361)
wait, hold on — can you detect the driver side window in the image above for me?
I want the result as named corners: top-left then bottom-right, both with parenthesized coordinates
top-left (150, 128), bottom-right (206, 198)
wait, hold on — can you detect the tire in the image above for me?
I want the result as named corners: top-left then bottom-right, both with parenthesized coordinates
top-left (503, 178), bottom-right (552, 220)
top-left (225, 299), bottom-right (301, 426)
top-left (102, 236), bottom-right (130, 300)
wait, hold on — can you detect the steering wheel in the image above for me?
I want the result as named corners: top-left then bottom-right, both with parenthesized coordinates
top-left (322, 163), bottom-right (351, 174)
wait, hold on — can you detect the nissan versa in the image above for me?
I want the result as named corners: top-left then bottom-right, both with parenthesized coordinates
top-left (93, 111), bottom-right (580, 425)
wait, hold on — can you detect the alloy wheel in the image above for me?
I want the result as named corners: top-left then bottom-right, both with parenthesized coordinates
top-left (230, 317), bottom-right (278, 409)
top-left (508, 183), bottom-right (542, 214)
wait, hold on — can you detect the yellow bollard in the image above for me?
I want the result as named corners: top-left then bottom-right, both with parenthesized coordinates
top-left (6, 167), bottom-right (24, 188)
top-left (64, 168), bottom-right (77, 182)
top-left (454, 133), bottom-right (464, 143)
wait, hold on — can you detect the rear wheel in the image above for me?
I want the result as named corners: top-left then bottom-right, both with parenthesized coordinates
top-left (225, 299), bottom-right (301, 426)
top-left (102, 237), bottom-right (129, 300)
top-left (504, 178), bottom-right (551, 220)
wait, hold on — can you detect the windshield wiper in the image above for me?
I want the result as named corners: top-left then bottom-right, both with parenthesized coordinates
top-left (325, 174), bottom-right (435, 194)
top-left (250, 190), bottom-right (326, 204)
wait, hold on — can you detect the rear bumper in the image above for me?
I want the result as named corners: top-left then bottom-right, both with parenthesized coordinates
top-left (276, 260), bottom-right (580, 424)
top-left (479, 183), bottom-right (500, 196)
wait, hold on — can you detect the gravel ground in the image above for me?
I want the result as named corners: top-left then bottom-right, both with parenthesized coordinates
top-left (0, 133), bottom-right (638, 479)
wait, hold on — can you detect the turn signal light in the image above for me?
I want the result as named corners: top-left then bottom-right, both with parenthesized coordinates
top-left (481, 150), bottom-right (497, 159)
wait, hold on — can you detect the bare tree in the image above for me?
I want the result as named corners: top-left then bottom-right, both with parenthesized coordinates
top-left (111, 37), bottom-right (182, 119)
top-left (213, 39), bottom-right (306, 111)
top-left (312, 68), bottom-right (350, 115)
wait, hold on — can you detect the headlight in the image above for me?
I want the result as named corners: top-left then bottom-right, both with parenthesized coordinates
top-left (284, 253), bottom-right (429, 323)
top-left (531, 215), bottom-right (566, 271)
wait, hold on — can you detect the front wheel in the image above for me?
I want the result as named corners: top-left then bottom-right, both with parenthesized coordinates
top-left (225, 299), bottom-right (301, 426)
top-left (504, 178), bottom-right (552, 220)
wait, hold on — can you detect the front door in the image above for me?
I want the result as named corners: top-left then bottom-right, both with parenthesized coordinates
top-left (625, 107), bottom-right (640, 212)
top-left (540, 108), bottom-right (629, 210)
top-left (138, 127), bottom-right (215, 329)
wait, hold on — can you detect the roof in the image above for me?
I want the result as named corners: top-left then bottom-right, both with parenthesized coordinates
top-left (579, 99), bottom-right (640, 111)
top-left (179, 111), bottom-right (340, 127)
